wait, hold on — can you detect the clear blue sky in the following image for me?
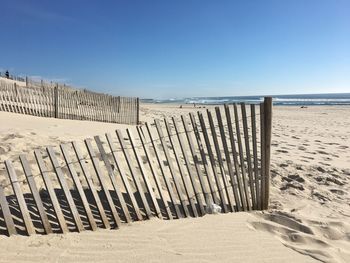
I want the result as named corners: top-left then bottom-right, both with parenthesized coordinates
top-left (0, 0), bottom-right (349, 98)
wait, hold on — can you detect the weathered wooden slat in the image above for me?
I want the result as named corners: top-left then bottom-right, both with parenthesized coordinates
top-left (136, 98), bottom-right (140, 124)
top-left (127, 129), bottom-right (163, 219)
top-left (48, 87), bottom-right (54, 117)
top-left (154, 120), bottom-right (187, 218)
top-left (12, 85), bottom-right (20, 114)
top-left (116, 129), bottom-right (153, 219)
top-left (46, 146), bottom-right (85, 232)
top-left (263, 97), bottom-right (272, 209)
top-left (0, 184), bottom-right (17, 236)
top-left (54, 85), bottom-right (59, 118)
top-left (110, 96), bottom-right (114, 122)
top-left (63, 88), bottom-right (67, 119)
top-left (136, 126), bottom-right (173, 220)
top-left (85, 139), bottom-right (122, 228)
top-left (94, 136), bottom-right (132, 223)
top-left (0, 86), bottom-right (4, 112)
top-left (172, 117), bottom-right (203, 214)
top-left (112, 96), bottom-right (117, 122)
top-left (0, 87), bottom-right (5, 112)
top-left (14, 84), bottom-right (24, 114)
top-left (39, 87), bottom-right (46, 116)
top-left (19, 155), bottom-right (53, 234)
top-left (241, 103), bottom-right (257, 209)
top-left (233, 104), bottom-right (252, 210)
top-left (5, 160), bottom-right (35, 235)
top-left (60, 144), bottom-right (98, 230)
top-left (164, 119), bottom-right (196, 217)
top-left (19, 85), bottom-right (26, 114)
top-left (206, 110), bottom-right (236, 212)
top-left (189, 112), bottom-right (220, 206)
top-left (91, 92), bottom-right (96, 121)
top-left (224, 104), bottom-right (247, 211)
top-left (74, 91), bottom-right (80, 119)
top-left (32, 87), bottom-right (40, 117)
top-left (181, 116), bottom-right (211, 213)
top-left (44, 87), bottom-right (50, 117)
top-left (215, 107), bottom-right (241, 212)
top-left (84, 91), bottom-right (90, 120)
top-left (250, 104), bottom-right (260, 210)
top-left (105, 133), bottom-right (143, 221)
top-left (93, 93), bottom-right (98, 121)
top-left (72, 141), bottom-right (111, 228)
top-left (143, 124), bottom-right (183, 219)
top-left (197, 112), bottom-right (228, 213)
top-left (241, 102), bottom-right (256, 209)
top-left (34, 149), bottom-right (69, 233)
top-left (80, 91), bottom-right (86, 120)
top-left (86, 92), bottom-right (92, 121)
top-left (5, 88), bottom-right (14, 113)
top-left (37, 86), bottom-right (44, 116)
top-left (260, 103), bottom-right (266, 210)
top-left (65, 89), bottom-right (70, 119)
top-left (14, 85), bottom-right (21, 114)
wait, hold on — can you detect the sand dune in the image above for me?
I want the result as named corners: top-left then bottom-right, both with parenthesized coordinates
top-left (0, 213), bottom-right (318, 263)
top-left (0, 104), bottom-right (349, 262)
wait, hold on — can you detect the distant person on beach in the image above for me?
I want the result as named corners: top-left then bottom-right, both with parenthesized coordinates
top-left (5, 70), bottom-right (9, 79)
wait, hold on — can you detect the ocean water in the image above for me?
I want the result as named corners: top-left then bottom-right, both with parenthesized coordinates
top-left (142, 93), bottom-right (350, 106)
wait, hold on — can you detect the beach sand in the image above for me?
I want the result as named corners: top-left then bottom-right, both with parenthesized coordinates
top-left (0, 103), bottom-right (349, 262)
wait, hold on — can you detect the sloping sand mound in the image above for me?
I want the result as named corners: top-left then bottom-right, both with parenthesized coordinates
top-left (0, 105), bottom-right (349, 262)
top-left (0, 213), bottom-right (318, 263)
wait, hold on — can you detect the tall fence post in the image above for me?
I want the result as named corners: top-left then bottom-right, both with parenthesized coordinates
top-left (263, 97), bottom-right (272, 209)
top-left (54, 84), bottom-right (59, 118)
top-left (25, 76), bottom-right (28, 87)
top-left (136, 97), bottom-right (140, 124)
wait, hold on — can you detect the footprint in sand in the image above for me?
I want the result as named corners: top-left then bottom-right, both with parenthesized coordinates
top-left (2, 133), bottom-right (25, 141)
top-left (312, 190), bottom-right (331, 202)
top-left (301, 156), bottom-right (314, 160)
top-left (329, 188), bottom-right (346, 196)
top-left (338, 145), bottom-right (349, 149)
top-left (325, 142), bottom-right (339, 146)
top-left (296, 166), bottom-right (304, 171)
top-left (280, 181), bottom-right (304, 191)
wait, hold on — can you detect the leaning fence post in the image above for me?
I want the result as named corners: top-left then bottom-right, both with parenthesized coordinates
top-left (54, 84), bottom-right (59, 118)
top-left (263, 97), bottom-right (272, 209)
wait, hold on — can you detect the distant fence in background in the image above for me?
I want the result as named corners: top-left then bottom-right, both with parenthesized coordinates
top-left (0, 77), bottom-right (139, 125)
top-left (0, 98), bottom-right (272, 236)
top-left (0, 72), bottom-right (26, 82)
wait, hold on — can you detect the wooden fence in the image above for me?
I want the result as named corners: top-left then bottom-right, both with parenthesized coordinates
top-left (0, 98), bottom-right (272, 236)
top-left (0, 80), bottom-right (139, 125)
